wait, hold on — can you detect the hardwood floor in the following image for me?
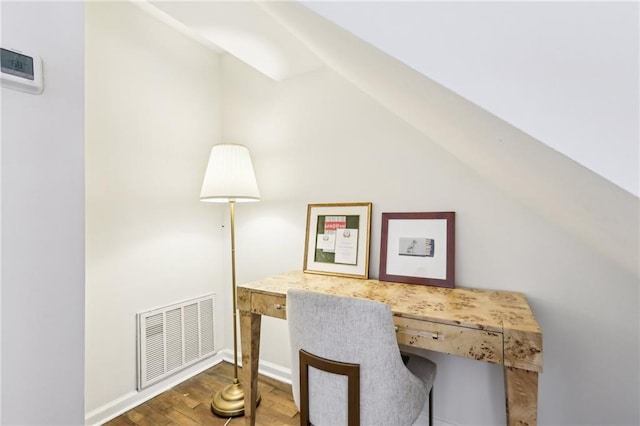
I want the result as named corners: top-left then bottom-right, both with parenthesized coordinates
top-left (105, 362), bottom-right (299, 426)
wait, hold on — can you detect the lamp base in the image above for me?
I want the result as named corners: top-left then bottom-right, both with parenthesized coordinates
top-left (211, 379), bottom-right (261, 418)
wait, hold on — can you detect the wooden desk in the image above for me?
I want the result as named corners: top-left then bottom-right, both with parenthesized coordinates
top-left (237, 271), bottom-right (543, 426)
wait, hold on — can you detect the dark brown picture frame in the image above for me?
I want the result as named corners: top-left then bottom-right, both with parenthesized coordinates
top-left (379, 212), bottom-right (455, 288)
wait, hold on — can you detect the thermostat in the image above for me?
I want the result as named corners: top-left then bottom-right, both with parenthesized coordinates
top-left (1, 47), bottom-right (43, 94)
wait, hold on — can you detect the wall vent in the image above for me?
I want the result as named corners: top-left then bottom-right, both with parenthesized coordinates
top-left (137, 294), bottom-right (216, 390)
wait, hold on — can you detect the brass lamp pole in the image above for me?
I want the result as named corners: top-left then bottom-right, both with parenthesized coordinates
top-left (200, 144), bottom-right (261, 417)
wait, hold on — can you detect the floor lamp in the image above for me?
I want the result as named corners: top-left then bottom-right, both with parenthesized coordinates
top-left (200, 144), bottom-right (261, 417)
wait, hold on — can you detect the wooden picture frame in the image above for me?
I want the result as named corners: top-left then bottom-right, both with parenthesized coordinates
top-left (304, 202), bottom-right (372, 279)
top-left (379, 212), bottom-right (455, 288)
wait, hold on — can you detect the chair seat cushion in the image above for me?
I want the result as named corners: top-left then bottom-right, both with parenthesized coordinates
top-left (401, 346), bottom-right (437, 426)
top-left (404, 353), bottom-right (437, 390)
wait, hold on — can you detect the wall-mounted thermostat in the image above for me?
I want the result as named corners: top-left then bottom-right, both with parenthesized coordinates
top-left (1, 47), bottom-right (43, 95)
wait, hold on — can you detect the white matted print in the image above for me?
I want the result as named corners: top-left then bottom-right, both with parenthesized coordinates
top-left (380, 212), bottom-right (455, 288)
top-left (386, 219), bottom-right (448, 280)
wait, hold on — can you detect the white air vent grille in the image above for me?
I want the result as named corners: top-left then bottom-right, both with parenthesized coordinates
top-left (137, 294), bottom-right (216, 390)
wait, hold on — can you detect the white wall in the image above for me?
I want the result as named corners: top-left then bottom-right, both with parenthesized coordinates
top-left (1, 1), bottom-right (85, 424)
top-left (85, 2), bottom-right (225, 421)
top-left (302, 1), bottom-right (640, 197)
top-left (222, 53), bottom-right (639, 425)
top-left (9, 1), bottom-right (630, 424)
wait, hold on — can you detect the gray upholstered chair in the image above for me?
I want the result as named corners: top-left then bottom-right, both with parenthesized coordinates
top-left (287, 288), bottom-right (436, 426)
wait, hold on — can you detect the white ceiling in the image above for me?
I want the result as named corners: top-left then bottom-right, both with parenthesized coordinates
top-left (143, 1), bottom-right (324, 81)
top-left (136, 0), bottom-right (638, 197)
top-left (299, 1), bottom-right (640, 197)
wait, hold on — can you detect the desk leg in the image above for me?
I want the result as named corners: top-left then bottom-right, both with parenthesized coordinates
top-left (240, 310), bottom-right (261, 426)
top-left (504, 367), bottom-right (538, 426)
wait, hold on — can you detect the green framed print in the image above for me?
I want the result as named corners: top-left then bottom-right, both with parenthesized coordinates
top-left (303, 202), bottom-right (372, 279)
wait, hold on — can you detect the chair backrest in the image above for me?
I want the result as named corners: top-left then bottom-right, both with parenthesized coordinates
top-left (287, 288), bottom-right (428, 426)
top-left (299, 349), bottom-right (360, 426)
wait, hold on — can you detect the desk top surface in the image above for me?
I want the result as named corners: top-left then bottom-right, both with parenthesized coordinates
top-left (238, 270), bottom-right (540, 335)
top-left (239, 271), bottom-right (543, 372)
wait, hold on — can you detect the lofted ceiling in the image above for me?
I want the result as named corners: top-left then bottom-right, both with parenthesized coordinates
top-left (136, 0), bottom-right (638, 199)
top-left (299, 1), bottom-right (639, 199)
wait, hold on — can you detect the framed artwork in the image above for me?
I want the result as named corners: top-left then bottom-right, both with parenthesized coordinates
top-left (379, 212), bottom-right (455, 288)
top-left (304, 202), bottom-right (372, 279)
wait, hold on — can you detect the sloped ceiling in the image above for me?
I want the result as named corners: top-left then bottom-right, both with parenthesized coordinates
top-left (137, 0), bottom-right (638, 275)
top-left (140, 0), bottom-right (638, 199)
top-left (145, 0), bottom-right (323, 81)
top-left (256, 1), bottom-right (638, 276)
top-left (301, 1), bottom-right (640, 198)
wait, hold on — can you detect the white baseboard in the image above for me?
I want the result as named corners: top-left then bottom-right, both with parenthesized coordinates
top-left (85, 353), bottom-right (225, 426)
top-left (84, 349), bottom-right (290, 426)
top-left (434, 419), bottom-right (459, 426)
top-left (218, 348), bottom-right (292, 385)
top-left (86, 349), bottom-right (455, 426)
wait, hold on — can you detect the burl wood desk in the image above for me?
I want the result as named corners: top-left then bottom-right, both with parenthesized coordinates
top-left (237, 271), bottom-right (543, 426)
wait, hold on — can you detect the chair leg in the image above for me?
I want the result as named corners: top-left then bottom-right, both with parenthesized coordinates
top-left (428, 388), bottom-right (433, 426)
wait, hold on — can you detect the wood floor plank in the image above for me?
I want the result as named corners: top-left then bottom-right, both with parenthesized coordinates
top-left (125, 405), bottom-right (173, 426)
top-left (163, 408), bottom-right (202, 426)
top-left (104, 416), bottom-right (137, 426)
top-left (104, 362), bottom-right (299, 426)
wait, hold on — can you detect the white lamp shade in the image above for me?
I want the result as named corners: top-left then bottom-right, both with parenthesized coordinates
top-left (200, 144), bottom-right (261, 203)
